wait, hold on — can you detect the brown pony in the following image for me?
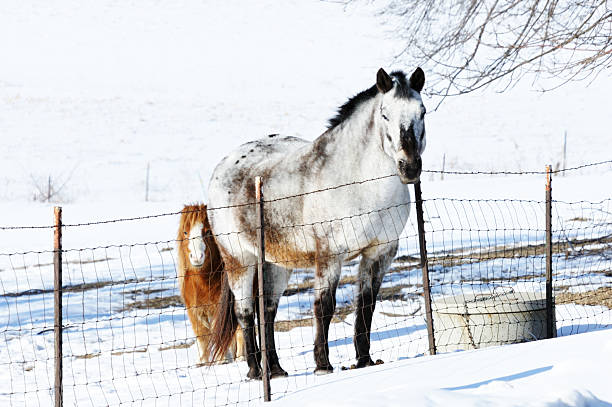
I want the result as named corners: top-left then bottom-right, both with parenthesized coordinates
top-left (177, 204), bottom-right (244, 364)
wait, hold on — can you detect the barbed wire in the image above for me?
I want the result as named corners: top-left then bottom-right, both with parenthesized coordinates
top-left (0, 159), bottom-right (610, 231)
top-left (421, 159), bottom-right (612, 176)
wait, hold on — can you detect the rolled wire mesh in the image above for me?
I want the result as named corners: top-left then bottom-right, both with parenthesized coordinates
top-left (0, 176), bottom-right (610, 405)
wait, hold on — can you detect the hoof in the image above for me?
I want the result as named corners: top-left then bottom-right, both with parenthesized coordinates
top-left (247, 366), bottom-right (262, 380)
top-left (314, 366), bottom-right (334, 376)
top-left (353, 358), bottom-right (384, 369)
top-left (270, 364), bottom-right (289, 379)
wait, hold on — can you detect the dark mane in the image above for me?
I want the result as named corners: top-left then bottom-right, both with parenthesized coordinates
top-left (327, 84), bottom-right (378, 130)
top-left (327, 70), bottom-right (410, 130)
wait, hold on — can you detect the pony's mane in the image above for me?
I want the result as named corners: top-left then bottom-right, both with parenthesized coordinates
top-left (327, 70), bottom-right (410, 130)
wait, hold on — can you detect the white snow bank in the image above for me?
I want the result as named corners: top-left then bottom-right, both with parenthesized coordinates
top-left (270, 329), bottom-right (612, 407)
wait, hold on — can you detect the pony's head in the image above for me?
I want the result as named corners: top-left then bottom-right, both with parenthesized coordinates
top-left (186, 221), bottom-right (206, 267)
top-left (178, 204), bottom-right (214, 268)
top-left (376, 67), bottom-right (426, 184)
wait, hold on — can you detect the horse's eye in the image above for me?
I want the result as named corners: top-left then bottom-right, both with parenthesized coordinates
top-left (382, 114), bottom-right (389, 121)
top-left (183, 231), bottom-right (187, 236)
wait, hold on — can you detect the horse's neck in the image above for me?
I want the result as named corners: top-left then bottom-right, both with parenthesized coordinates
top-left (308, 97), bottom-right (393, 182)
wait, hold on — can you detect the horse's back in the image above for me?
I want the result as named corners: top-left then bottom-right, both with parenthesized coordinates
top-left (208, 134), bottom-right (309, 236)
top-left (211, 134), bottom-right (308, 190)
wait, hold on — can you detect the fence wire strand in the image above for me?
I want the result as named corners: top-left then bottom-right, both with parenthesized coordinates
top-left (2, 159), bottom-right (610, 231)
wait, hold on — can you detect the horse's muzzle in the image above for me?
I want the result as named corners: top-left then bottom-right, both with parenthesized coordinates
top-left (397, 157), bottom-right (422, 184)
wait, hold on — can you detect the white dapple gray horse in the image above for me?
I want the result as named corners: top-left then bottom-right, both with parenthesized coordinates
top-left (208, 68), bottom-right (427, 379)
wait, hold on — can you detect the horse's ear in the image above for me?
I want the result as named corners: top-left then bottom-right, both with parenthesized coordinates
top-left (410, 67), bottom-right (425, 93)
top-left (376, 68), bottom-right (393, 93)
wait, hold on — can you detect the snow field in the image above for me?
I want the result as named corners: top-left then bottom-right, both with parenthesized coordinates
top-left (1, 0), bottom-right (611, 405)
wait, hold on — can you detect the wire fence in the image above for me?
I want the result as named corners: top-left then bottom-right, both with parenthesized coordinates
top-left (0, 162), bottom-right (611, 406)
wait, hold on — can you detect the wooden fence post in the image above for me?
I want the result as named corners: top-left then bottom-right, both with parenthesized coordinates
top-left (54, 207), bottom-right (63, 407)
top-left (545, 165), bottom-right (554, 338)
top-left (414, 182), bottom-right (436, 355)
top-left (255, 177), bottom-right (271, 401)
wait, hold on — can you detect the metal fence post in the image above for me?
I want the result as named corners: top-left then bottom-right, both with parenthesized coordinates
top-left (255, 177), bottom-right (271, 401)
top-left (54, 207), bottom-right (63, 407)
top-left (545, 165), bottom-right (554, 338)
top-left (414, 182), bottom-right (436, 355)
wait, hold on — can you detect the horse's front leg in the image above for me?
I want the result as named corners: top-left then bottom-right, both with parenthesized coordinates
top-left (354, 243), bottom-right (397, 368)
top-left (261, 263), bottom-right (290, 378)
top-left (313, 262), bottom-right (341, 375)
top-left (231, 263), bottom-right (261, 379)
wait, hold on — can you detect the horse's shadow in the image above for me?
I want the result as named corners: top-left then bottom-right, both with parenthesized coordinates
top-left (297, 324), bottom-right (426, 356)
top-left (443, 366), bottom-right (553, 391)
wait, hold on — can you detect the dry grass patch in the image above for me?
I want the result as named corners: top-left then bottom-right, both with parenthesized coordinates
top-left (118, 293), bottom-right (182, 312)
top-left (275, 318), bottom-right (313, 332)
top-left (556, 287), bottom-right (612, 308)
top-left (378, 284), bottom-right (421, 301)
top-left (159, 340), bottom-right (194, 351)
top-left (75, 352), bottom-right (101, 360)
top-left (112, 348), bottom-right (148, 356)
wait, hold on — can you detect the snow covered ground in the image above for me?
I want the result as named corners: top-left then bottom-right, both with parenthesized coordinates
top-left (1, 0), bottom-right (611, 406)
top-left (271, 328), bottom-right (612, 407)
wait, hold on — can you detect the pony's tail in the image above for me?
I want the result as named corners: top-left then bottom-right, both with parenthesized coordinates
top-left (210, 272), bottom-right (239, 361)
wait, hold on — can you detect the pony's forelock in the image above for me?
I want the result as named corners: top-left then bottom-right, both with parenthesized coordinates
top-left (178, 204), bottom-right (209, 241)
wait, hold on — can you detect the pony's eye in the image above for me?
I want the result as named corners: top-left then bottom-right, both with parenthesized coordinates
top-left (382, 114), bottom-right (389, 121)
top-left (183, 231), bottom-right (187, 236)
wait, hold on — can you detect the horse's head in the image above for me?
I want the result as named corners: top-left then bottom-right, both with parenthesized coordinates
top-left (376, 67), bottom-right (426, 184)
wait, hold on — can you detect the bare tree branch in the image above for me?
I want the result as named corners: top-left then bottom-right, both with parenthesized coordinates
top-left (371, 0), bottom-right (612, 98)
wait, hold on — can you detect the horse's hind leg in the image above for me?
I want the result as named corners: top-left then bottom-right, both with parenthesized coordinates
top-left (313, 262), bottom-right (341, 375)
top-left (261, 263), bottom-right (290, 378)
top-left (353, 243), bottom-right (398, 368)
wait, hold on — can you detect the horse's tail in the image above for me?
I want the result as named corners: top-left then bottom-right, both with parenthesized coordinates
top-left (210, 271), bottom-right (239, 361)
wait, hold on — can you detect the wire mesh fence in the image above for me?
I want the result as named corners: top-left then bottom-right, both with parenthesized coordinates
top-left (0, 163), bottom-right (611, 406)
